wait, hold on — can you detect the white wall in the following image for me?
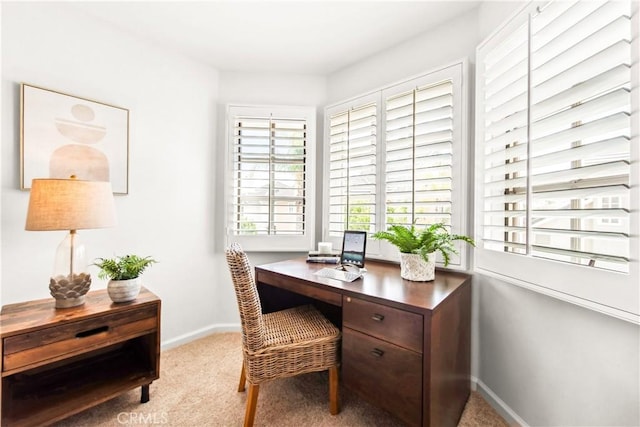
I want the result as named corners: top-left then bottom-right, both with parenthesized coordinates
top-left (1, 2), bottom-right (220, 345)
top-left (327, 7), bottom-right (480, 105)
top-left (213, 70), bottom-right (327, 325)
top-left (476, 273), bottom-right (640, 426)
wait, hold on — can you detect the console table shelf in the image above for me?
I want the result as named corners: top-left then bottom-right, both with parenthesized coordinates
top-left (1, 287), bottom-right (161, 427)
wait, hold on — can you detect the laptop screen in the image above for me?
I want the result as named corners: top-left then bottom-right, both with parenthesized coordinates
top-left (340, 230), bottom-right (367, 268)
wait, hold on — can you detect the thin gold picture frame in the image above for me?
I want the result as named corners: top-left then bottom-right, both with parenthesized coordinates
top-left (20, 83), bottom-right (130, 194)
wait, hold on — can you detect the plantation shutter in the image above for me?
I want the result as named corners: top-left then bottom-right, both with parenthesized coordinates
top-left (231, 115), bottom-right (307, 236)
top-left (529, 0), bottom-right (631, 272)
top-left (385, 80), bottom-right (455, 229)
top-left (479, 0), bottom-right (632, 273)
top-left (481, 19), bottom-right (530, 255)
top-left (328, 102), bottom-right (377, 235)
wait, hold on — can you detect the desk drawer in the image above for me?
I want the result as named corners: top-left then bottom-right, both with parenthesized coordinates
top-left (3, 305), bottom-right (157, 372)
top-left (343, 296), bottom-right (423, 352)
top-left (343, 327), bottom-right (422, 426)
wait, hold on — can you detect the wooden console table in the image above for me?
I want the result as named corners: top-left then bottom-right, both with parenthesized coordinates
top-left (255, 259), bottom-right (471, 427)
top-left (0, 287), bottom-right (161, 427)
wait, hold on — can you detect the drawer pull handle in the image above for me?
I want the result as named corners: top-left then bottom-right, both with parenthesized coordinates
top-left (371, 313), bottom-right (385, 322)
top-left (370, 348), bottom-right (384, 358)
top-left (76, 326), bottom-right (109, 338)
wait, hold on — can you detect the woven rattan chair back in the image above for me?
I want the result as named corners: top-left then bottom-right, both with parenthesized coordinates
top-left (225, 242), bottom-right (265, 353)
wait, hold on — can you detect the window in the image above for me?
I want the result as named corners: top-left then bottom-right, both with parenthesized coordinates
top-left (475, 0), bottom-right (639, 322)
top-left (599, 196), bottom-right (621, 225)
top-left (324, 62), bottom-right (470, 268)
top-left (384, 79), bottom-right (457, 229)
top-left (226, 105), bottom-right (315, 251)
top-left (327, 95), bottom-right (378, 235)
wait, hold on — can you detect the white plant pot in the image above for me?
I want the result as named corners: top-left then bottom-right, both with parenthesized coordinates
top-left (400, 252), bottom-right (436, 281)
top-left (107, 277), bottom-right (142, 303)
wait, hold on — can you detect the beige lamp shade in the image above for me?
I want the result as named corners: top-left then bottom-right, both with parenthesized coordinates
top-left (25, 179), bottom-right (117, 231)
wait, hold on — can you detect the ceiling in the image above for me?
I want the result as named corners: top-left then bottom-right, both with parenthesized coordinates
top-left (67, 1), bottom-right (482, 75)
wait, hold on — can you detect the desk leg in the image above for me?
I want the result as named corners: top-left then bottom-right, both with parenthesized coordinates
top-left (141, 384), bottom-right (150, 403)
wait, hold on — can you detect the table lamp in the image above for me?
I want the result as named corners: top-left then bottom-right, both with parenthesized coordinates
top-left (25, 177), bottom-right (117, 308)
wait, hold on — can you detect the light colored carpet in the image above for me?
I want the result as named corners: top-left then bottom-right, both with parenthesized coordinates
top-left (54, 332), bottom-right (508, 426)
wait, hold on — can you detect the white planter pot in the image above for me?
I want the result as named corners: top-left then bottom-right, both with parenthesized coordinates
top-left (400, 252), bottom-right (436, 281)
top-left (107, 277), bottom-right (142, 303)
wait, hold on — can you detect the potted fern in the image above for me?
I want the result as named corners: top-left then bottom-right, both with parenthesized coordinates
top-left (372, 223), bottom-right (474, 281)
top-left (93, 255), bottom-right (157, 302)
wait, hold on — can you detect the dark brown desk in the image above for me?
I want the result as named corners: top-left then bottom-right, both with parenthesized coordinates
top-left (255, 258), bottom-right (471, 427)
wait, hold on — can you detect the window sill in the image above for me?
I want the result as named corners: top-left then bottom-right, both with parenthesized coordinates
top-left (474, 267), bottom-right (640, 325)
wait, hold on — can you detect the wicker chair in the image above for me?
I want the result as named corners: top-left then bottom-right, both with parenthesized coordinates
top-left (225, 242), bottom-right (341, 427)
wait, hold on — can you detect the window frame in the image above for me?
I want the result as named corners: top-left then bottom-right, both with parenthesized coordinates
top-left (225, 104), bottom-right (316, 252)
top-left (474, 0), bottom-right (639, 323)
top-left (323, 60), bottom-right (471, 270)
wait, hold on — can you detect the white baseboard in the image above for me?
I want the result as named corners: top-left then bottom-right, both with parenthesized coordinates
top-left (471, 376), bottom-right (528, 427)
top-left (161, 323), bottom-right (241, 350)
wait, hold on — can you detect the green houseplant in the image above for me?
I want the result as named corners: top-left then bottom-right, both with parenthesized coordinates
top-left (94, 255), bottom-right (157, 302)
top-left (372, 223), bottom-right (474, 281)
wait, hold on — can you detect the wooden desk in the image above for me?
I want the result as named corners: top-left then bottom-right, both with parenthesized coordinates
top-left (255, 258), bottom-right (471, 427)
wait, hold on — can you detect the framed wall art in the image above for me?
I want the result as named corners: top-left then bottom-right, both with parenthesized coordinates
top-left (20, 83), bottom-right (129, 194)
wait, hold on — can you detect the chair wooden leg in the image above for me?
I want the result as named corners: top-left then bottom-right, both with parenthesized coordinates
top-left (244, 383), bottom-right (259, 427)
top-left (329, 366), bottom-right (340, 415)
top-left (238, 363), bottom-right (246, 392)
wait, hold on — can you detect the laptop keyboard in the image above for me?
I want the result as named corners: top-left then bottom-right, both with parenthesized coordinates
top-left (314, 267), bottom-right (361, 282)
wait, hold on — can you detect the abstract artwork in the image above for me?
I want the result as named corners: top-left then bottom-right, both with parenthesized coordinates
top-left (20, 83), bottom-right (129, 194)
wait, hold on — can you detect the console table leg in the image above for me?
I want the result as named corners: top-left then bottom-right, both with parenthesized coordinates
top-left (141, 384), bottom-right (150, 403)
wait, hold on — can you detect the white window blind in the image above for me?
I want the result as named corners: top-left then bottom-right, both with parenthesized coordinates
top-left (226, 105), bottom-right (315, 251)
top-left (480, 16), bottom-right (529, 256)
top-left (384, 80), bottom-right (455, 229)
top-left (476, 0), bottom-right (639, 322)
top-left (529, 0), bottom-right (632, 272)
top-left (327, 101), bottom-right (378, 236)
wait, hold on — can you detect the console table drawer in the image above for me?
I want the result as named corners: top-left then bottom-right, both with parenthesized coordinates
top-left (343, 296), bottom-right (423, 352)
top-left (3, 305), bottom-right (157, 372)
top-left (343, 327), bottom-right (422, 426)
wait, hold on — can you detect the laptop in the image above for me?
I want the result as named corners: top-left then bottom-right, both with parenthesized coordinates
top-left (315, 231), bottom-right (367, 282)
